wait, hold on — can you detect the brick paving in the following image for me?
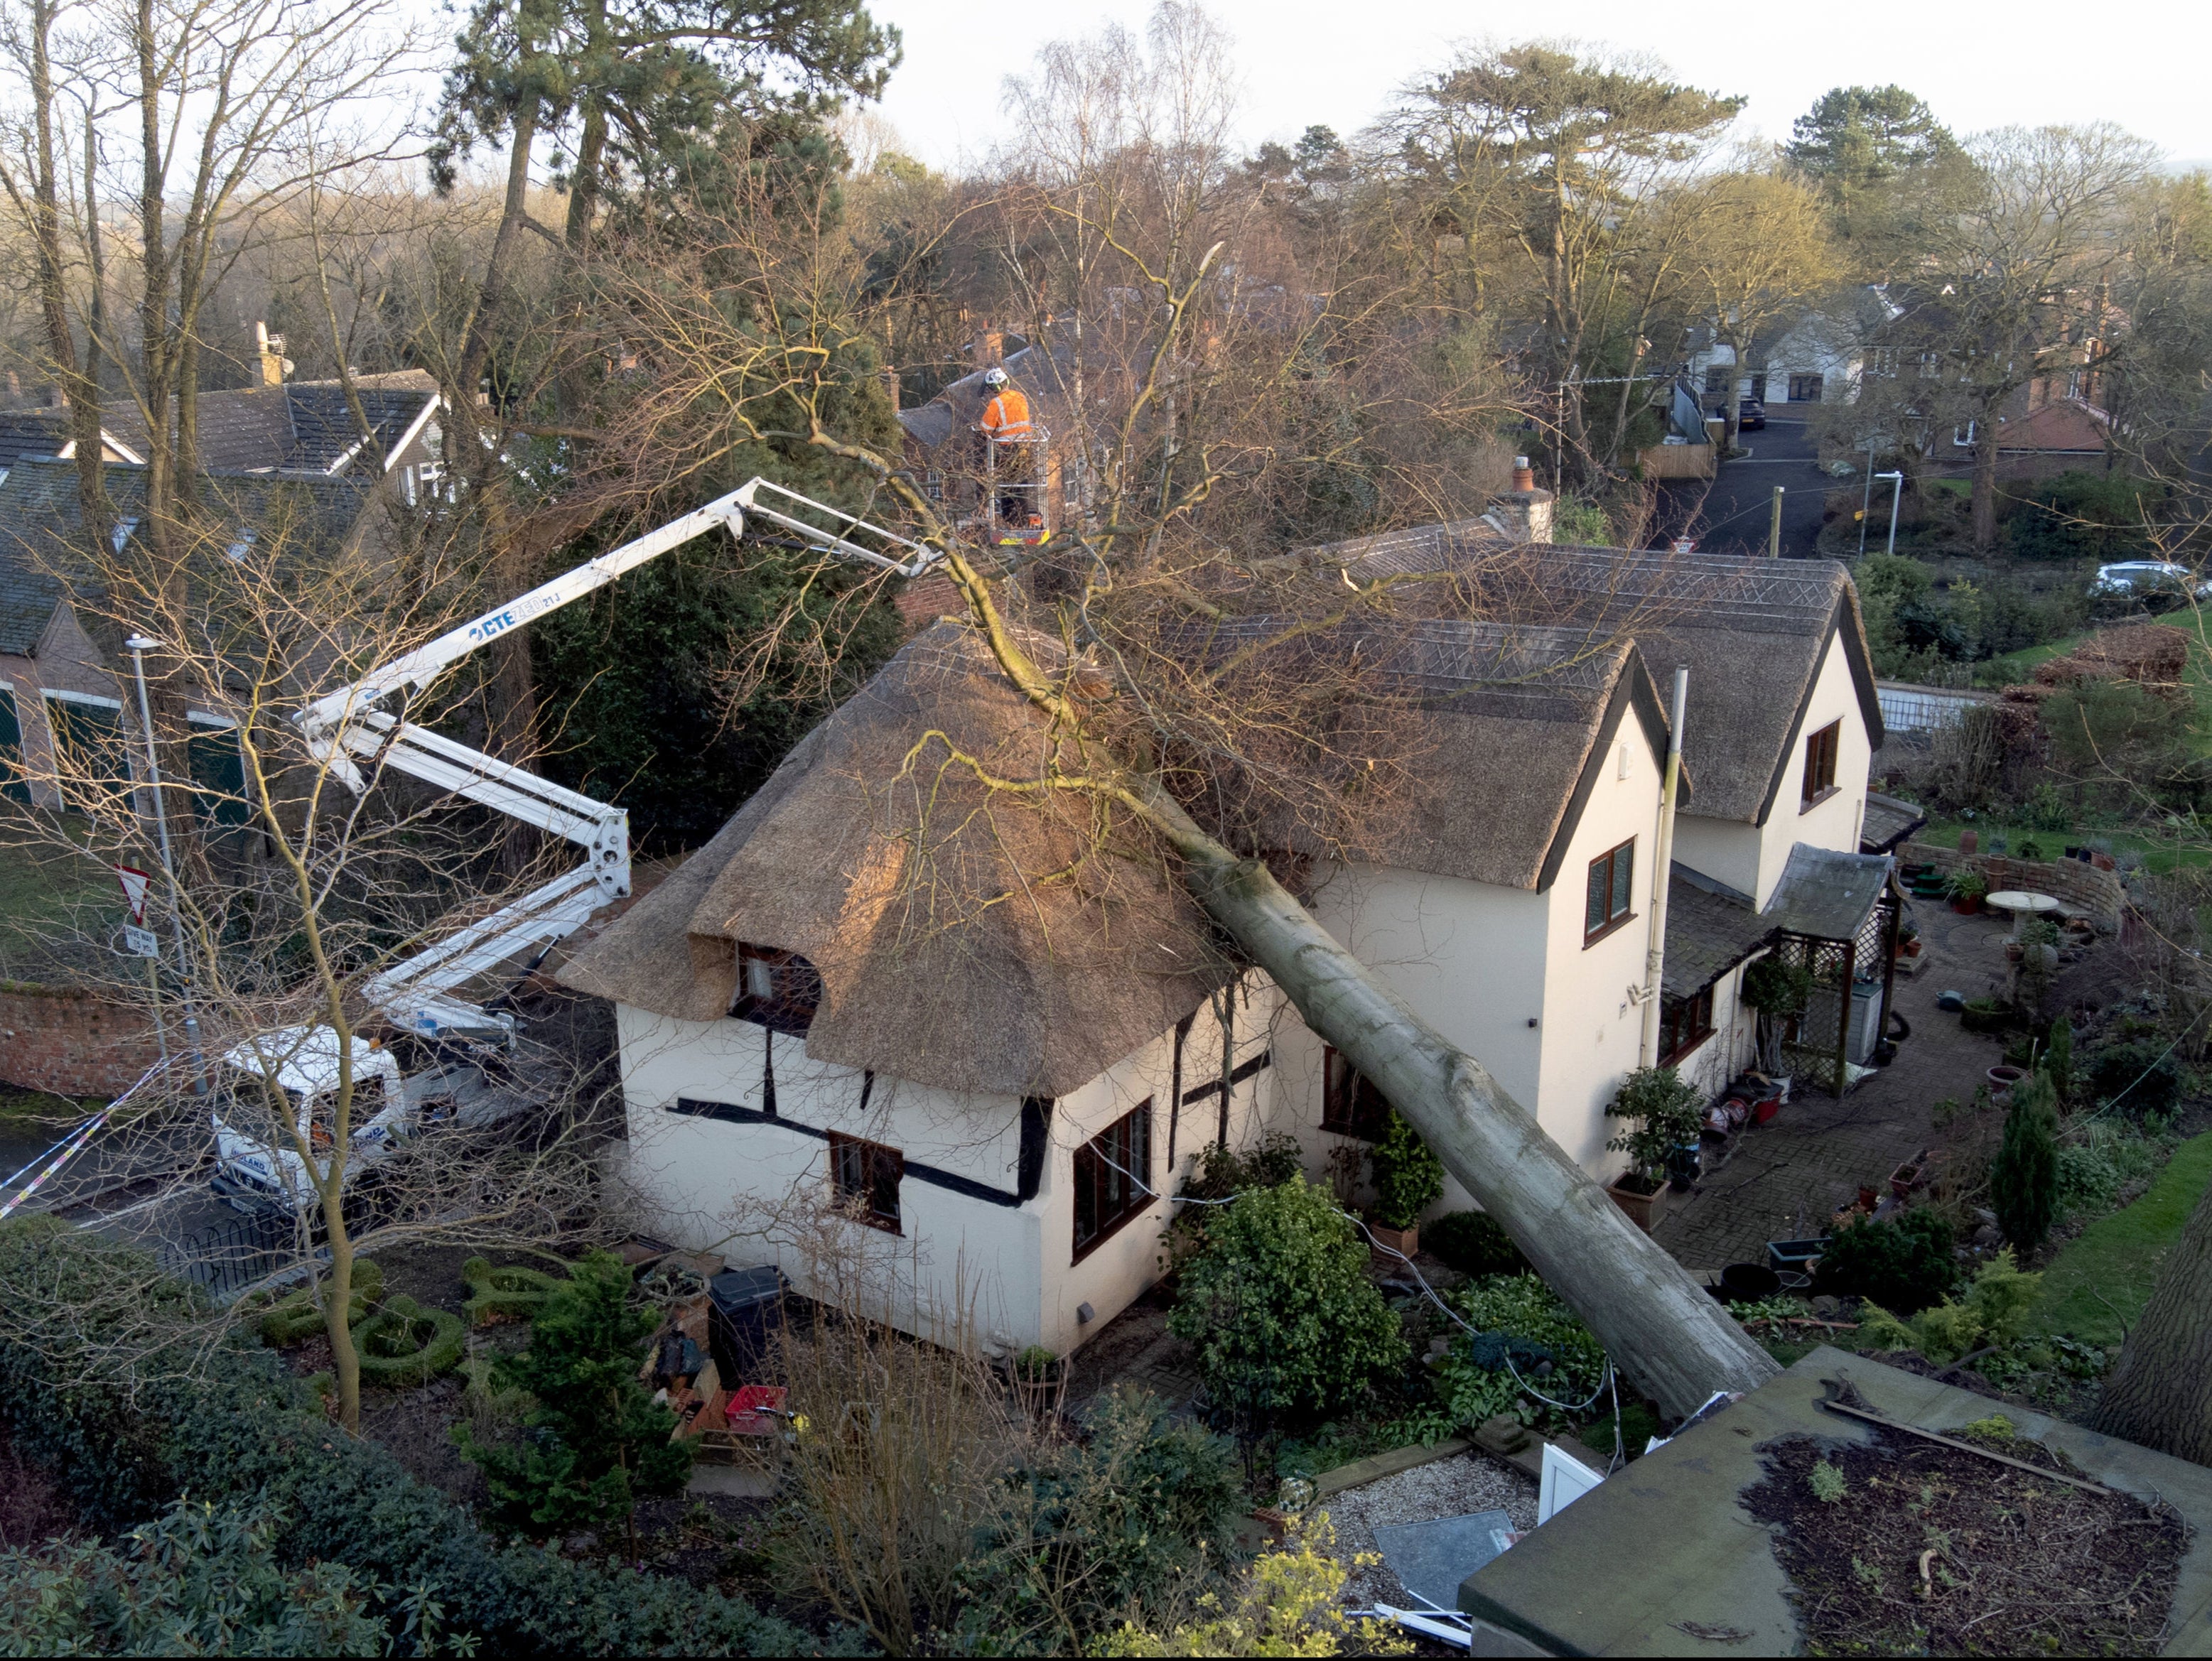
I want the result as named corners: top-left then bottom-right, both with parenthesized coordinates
top-left (1652, 902), bottom-right (2019, 1272)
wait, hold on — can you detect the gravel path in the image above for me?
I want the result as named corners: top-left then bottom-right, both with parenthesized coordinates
top-left (1317, 1449), bottom-right (1539, 1612)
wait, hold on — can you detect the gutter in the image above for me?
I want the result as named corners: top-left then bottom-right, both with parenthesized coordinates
top-left (1639, 666), bottom-right (1689, 1067)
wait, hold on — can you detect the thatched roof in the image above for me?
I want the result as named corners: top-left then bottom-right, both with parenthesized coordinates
top-left (1315, 524), bottom-right (1884, 826)
top-left (561, 609), bottom-right (1680, 1094)
top-left (558, 622), bottom-right (1231, 1098)
top-left (1213, 617), bottom-right (1680, 891)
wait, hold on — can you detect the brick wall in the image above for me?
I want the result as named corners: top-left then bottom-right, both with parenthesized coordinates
top-left (0, 982), bottom-right (163, 1095)
top-left (1899, 839), bottom-right (2127, 931)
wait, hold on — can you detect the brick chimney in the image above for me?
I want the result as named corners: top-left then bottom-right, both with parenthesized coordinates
top-left (254, 320), bottom-right (292, 387)
top-left (971, 326), bottom-right (1004, 369)
top-left (1492, 454), bottom-right (1555, 544)
top-left (881, 364), bottom-right (900, 411)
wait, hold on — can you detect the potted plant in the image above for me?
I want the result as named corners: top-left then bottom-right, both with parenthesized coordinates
top-left (1742, 955), bottom-right (1815, 1074)
top-left (1945, 866), bottom-right (1989, 914)
top-left (1367, 1110), bottom-right (1445, 1258)
top-left (1605, 1066), bottom-right (1704, 1231)
top-left (1960, 996), bottom-right (2012, 1035)
top-left (1010, 1344), bottom-right (1064, 1415)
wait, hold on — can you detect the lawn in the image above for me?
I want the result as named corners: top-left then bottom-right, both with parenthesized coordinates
top-left (2033, 1128), bottom-right (2212, 1346)
top-left (1973, 631), bottom-right (2094, 688)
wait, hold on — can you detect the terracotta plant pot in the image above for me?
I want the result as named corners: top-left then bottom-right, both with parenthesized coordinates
top-left (1952, 897), bottom-right (1981, 914)
top-left (1902, 938), bottom-right (1924, 958)
top-left (1367, 1221), bottom-right (1419, 1260)
top-left (1889, 1161), bottom-right (1925, 1200)
top-left (1607, 1175), bottom-right (1668, 1233)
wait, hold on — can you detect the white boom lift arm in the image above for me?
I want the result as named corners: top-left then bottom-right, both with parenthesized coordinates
top-left (293, 477), bottom-right (936, 1040)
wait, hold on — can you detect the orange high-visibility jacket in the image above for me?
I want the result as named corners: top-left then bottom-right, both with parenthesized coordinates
top-left (979, 387), bottom-right (1032, 441)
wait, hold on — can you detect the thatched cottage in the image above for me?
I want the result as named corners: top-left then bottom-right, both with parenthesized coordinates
top-left (559, 529), bottom-right (1896, 1358)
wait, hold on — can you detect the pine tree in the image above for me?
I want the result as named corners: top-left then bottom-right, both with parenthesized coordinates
top-left (460, 1250), bottom-right (692, 1540)
top-left (1990, 1073), bottom-right (2060, 1255)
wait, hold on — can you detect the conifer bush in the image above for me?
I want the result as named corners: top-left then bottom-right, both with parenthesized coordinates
top-left (458, 1249), bottom-right (691, 1538)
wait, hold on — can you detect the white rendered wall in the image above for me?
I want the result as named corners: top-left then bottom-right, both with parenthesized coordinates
top-left (1673, 630), bottom-right (1873, 909)
top-left (1534, 727), bottom-right (1673, 1178)
top-left (610, 975), bottom-right (1280, 1358)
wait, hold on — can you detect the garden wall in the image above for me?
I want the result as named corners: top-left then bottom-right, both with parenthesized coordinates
top-left (0, 981), bottom-right (162, 1095)
top-left (1900, 840), bottom-right (2127, 931)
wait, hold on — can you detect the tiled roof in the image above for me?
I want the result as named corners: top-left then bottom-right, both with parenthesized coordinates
top-left (0, 461), bottom-right (375, 655)
top-left (1860, 793), bottom-right (1927, 854)
top-left (0, 411), bottom-right (72, 472)
top-left (109, 371), bottom-right (440, 476)
top-left (1663, 865), bottom-right (1772, 1000)
top-left (1762, 843), bottom-right (1893, 942)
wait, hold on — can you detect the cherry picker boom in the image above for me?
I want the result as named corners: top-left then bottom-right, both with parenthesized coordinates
top-left (210, 480), bottom-right (935, 1211)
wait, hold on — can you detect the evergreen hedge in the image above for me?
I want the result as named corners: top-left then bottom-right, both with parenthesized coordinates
top-left (0, 1218), bottom-right (814, 1656)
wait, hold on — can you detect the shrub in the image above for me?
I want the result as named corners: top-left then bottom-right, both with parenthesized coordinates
top-left (2055, 1119), bottom-right (2167, 1217)
top-left (460, 1250), bottom-right (691, 1540)
top-left (462, 1255), bottom-right (567, 1328)
top-left (1367, 1111), bottom-right (1445, 1230)
top-left (0, 1498), bottom-right (396, 1656)
top-left (2083, 1039), bottom-right (2183, 1118)
top-left (353, 1295), bottom-right (466, 1387)
top-left (1604, 1066), bottom-right (1702, 1187)
top-left (1428, 1273), bottom-right (1607, 1432)
top-left (1990, 1073), bottom-right (2061, 1253)
top-left (1168, 1175), bottom-right (1407, 1429)
top-left (2044, 1017), bottom-right (2075, 1103)
top-left (0, 1219), bottom-right (802, 1654)
top-left (254, 1259), bottom-right (383, 1346)
top-left (1421, 1211), bottom-right (1528, 1279)
top-left (1181, 1132), bottom-right (1303, 1201)
top-left (1860, 1251), bottom-right (2042, 1363)
top-left (1742, 956), bottom-right (1813, 1017)
top-left (1813, 1210), bottom-right (1960, 1314)
top-left (954, 1386), bottom-right (1241, 1655)
top-left (2006, 469), bottom-right (2156, 562)
top-left (1944, 865), bottom-right (1990, 904)
top-left (1097, 1517), bottom-right (1408, 1657)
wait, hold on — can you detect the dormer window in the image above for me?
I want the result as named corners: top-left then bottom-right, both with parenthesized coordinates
top-left (731, 942), bottom-right (822, 1036)
top-left (225, 528), bottom-right (257, 563)
top-left (111, 516), bottom-right (139, 553)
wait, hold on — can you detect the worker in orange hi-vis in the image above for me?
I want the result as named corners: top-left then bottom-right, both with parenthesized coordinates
top-left (975, 366), bottom-right (1036, 527)
top-left (976, 366), bottom-right (1032, 441)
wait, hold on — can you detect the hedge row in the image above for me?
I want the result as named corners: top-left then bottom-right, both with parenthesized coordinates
top-left (0, 1218), bottom-right (825, 1657)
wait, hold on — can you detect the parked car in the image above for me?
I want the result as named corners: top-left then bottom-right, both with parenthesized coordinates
top-left (2087, 561), bottom-right (2212, 605)
top-left (1737, 397), bottom-right (1766, 431)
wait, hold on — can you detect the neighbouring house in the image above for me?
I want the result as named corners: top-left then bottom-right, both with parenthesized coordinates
top-left (109, 358), bottom-right (448, 505)
top-left (0, 409), bottom-right (144, 489)
top-left (0, 459), bottom-right (379, 813)
top-left (1682, 288), bottom-right (1893, 415)
top-left (559, 516), bottom-right (1891, 1358)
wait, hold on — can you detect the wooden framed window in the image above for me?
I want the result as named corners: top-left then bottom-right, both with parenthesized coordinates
top-left (1584, 838), bottom-right (1636, 946)
top-left (1072, 1100), bottom-right (1153, 1260)
top-left (1322, 1046), bottom-right (1394, 1141)
top-left (1787, 372), bottom-right (1825, 402)
top-left (1703, 364), bottom-right (1732, 396)
top-left (1659, 986), bottom-right (1716, 1066)
top-left (731, 943), bottom-right (823, 1036)
top-left (1801, 720), bottom-right (1840, 811)
top-left (829, 1132), bottom-right (902, 1231)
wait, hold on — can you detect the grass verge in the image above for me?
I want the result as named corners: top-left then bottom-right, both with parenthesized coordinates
top-left (2033, 1128), bottom-right (2212, 1346)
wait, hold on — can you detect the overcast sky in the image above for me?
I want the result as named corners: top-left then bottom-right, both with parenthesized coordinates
top-left (870, 0), bottom-right (2212, 172)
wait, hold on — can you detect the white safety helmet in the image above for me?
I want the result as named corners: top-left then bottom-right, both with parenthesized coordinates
top-left (983, 367), bottom-right (1009, 388)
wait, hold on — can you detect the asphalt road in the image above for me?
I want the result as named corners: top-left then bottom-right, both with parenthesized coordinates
top-left (1651, 418), bottom-right (1838, 559)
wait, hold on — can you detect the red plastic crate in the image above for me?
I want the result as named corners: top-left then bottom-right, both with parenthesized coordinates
top-left (724, 1383), bottom-right (787, 1437)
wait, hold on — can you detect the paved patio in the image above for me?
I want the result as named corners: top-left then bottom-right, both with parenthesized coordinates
top-left (1652, 902), bottom-right (2019, 1271)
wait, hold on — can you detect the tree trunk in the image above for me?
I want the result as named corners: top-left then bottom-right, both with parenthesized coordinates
top-left (1160, 795), bottom-right (1779, 1418)
top-left (321, 1196), bottom-right (362, 1432)
top-left (2090, 1174), bottom-right (2212, 1464)
top-left (1970, 407), bottom-right (2000, 551)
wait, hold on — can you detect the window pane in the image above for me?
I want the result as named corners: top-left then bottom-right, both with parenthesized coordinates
top-left (1610, 843), bottom-right (1632, 921)
top-left (1587, 857), bottom-right (1609, 934)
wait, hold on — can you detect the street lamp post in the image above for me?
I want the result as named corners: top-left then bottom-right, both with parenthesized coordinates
top-left (1877, 471), bottom-right (1906, 557)
top-left (124, 635), bottom-right (205, 1095)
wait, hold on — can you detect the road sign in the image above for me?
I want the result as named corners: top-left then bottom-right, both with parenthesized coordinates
top-left (114, 865), bottom-right (151, 924)
top-left (122, 924), bottom-right (160, 958)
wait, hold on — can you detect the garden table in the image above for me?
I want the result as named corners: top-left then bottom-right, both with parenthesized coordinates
top-left (1985, 889), bottom-right (2060, 939)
